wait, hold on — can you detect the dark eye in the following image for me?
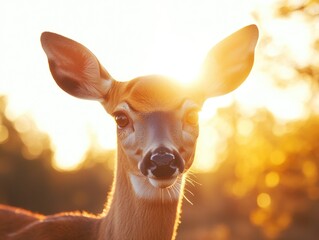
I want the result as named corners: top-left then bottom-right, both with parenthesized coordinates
top-left (114, 112), bottom-right (130, 129)
top-left (185, 110), bottom-right (199, 125)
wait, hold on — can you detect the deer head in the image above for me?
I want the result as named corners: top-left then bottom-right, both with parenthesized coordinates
top-left (41, 25), bottom-right (258, 200)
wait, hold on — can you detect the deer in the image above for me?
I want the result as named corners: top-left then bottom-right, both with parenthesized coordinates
top-left (0, 24), bottom-right (258, 240)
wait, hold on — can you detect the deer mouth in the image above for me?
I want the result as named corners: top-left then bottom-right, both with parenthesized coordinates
top-left (129, 172), bottom-right (183, 201)
top-left (147, 173), bottom-right (179, 188)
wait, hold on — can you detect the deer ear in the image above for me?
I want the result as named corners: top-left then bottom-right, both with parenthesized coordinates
top-left (199, 24), bottom-right (258, 98)
top-left (41, 32), bottom-right (113, 100)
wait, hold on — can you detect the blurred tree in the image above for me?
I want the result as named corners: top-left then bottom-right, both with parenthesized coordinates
top-left (178, 107), bottom-right (319, 240)
top-left (0, 96), bottom-right (53, 213)
top-left (178, 1), bottom-right (319, 239)
top-left (0, 96), bottom-right (114, 215)
top-left (255, 0), bottom-right (319, 112)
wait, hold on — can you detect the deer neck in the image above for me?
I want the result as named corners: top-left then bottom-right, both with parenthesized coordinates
top-left (98, 150), bottom-right (185, 240)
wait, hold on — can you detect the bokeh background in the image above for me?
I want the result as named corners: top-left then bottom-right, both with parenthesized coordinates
top-left (1, 0), bottom-right (319, 239)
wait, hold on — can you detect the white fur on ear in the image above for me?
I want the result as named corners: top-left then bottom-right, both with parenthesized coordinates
top-left (41, 32), bottom-right (113, 101)
top-left (199, 24), bottom-right (259, 98)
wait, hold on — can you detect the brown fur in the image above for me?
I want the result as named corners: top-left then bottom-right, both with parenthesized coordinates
top-left (0, 151), bottom-right (183, 240)
top-left (0, 205), bottom-right (100, 240)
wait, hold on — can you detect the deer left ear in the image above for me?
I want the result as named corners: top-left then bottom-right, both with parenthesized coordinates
top-left (41, 32), bottom-right (113, 101)
top-left (199, 24), bottom-right (259, 99)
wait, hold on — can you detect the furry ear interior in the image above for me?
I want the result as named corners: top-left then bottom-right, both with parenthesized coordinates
top-left (41, 32), bottom-right (113, 100)
top-left (199, 24), bottom-right (259, 98)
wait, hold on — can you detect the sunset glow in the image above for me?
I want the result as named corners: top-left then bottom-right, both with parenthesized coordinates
top-left (0, 0), bottom-right (312, 171)
top-left (1, 1), bottom-right (319, 238)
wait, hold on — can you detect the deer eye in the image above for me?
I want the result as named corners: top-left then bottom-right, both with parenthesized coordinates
top-left (114, 112), bottom-right (130, 129)
top-left (184, 109), bottom-right (199, 126)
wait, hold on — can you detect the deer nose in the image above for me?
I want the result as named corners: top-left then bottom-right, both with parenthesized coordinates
top-left (150, 152), bottom-right (175, 166)
top-left (141, 147), bottom-right (184, 179)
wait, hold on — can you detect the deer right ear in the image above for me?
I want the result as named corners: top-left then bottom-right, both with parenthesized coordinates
top-left (41, 32), bottom-right (113, 101)
top-left (198, 24), bottom-right (259, 99)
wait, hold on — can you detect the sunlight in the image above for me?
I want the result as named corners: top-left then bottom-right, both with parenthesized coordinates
top-left (152, 46), bottom-right (203, 86)
top-left (257, 193), bottom-right (271, 209)
top-left (194, 124), bottom-right (219, 172)
top-left (234, 72), bottom-right (311, 122)
top-left (46, 103), bottom-right (116, 171)
top-left (52, 137), bottom-right (88, 171)
top-left (193, 96), bottom-right (234, 171)
top-left (0, 0), bottom-right (257, 171)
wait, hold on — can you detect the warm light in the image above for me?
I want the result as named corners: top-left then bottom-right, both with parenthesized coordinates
top-left (237, 118), bottom-right (254, 137)
top-left (14, 116), bottom-right (32, 133)
top-left (270, 150), bottom-right (286, 165)
top-left (193, 119), bottom-right (219, 172)
top-left (0, 125), bottom-right (9, 143)
top-left (250, 209), bottom-right (268, 226)
top-left (257, 193), bottom-right (271, 208)
top-left (231, 182), bottom-right (248, 198)
top-left (302, 160), bottom-right (317, 179)
top-left (155, 50), bottom-right (202, 86)
top-left (52, 142), bottom-right (88, 171)
top-left (265, 172), bottom-right (280, 188)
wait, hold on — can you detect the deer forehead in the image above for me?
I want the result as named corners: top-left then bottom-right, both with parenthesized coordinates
top-left (108, 75), bottom-right (200, 113)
